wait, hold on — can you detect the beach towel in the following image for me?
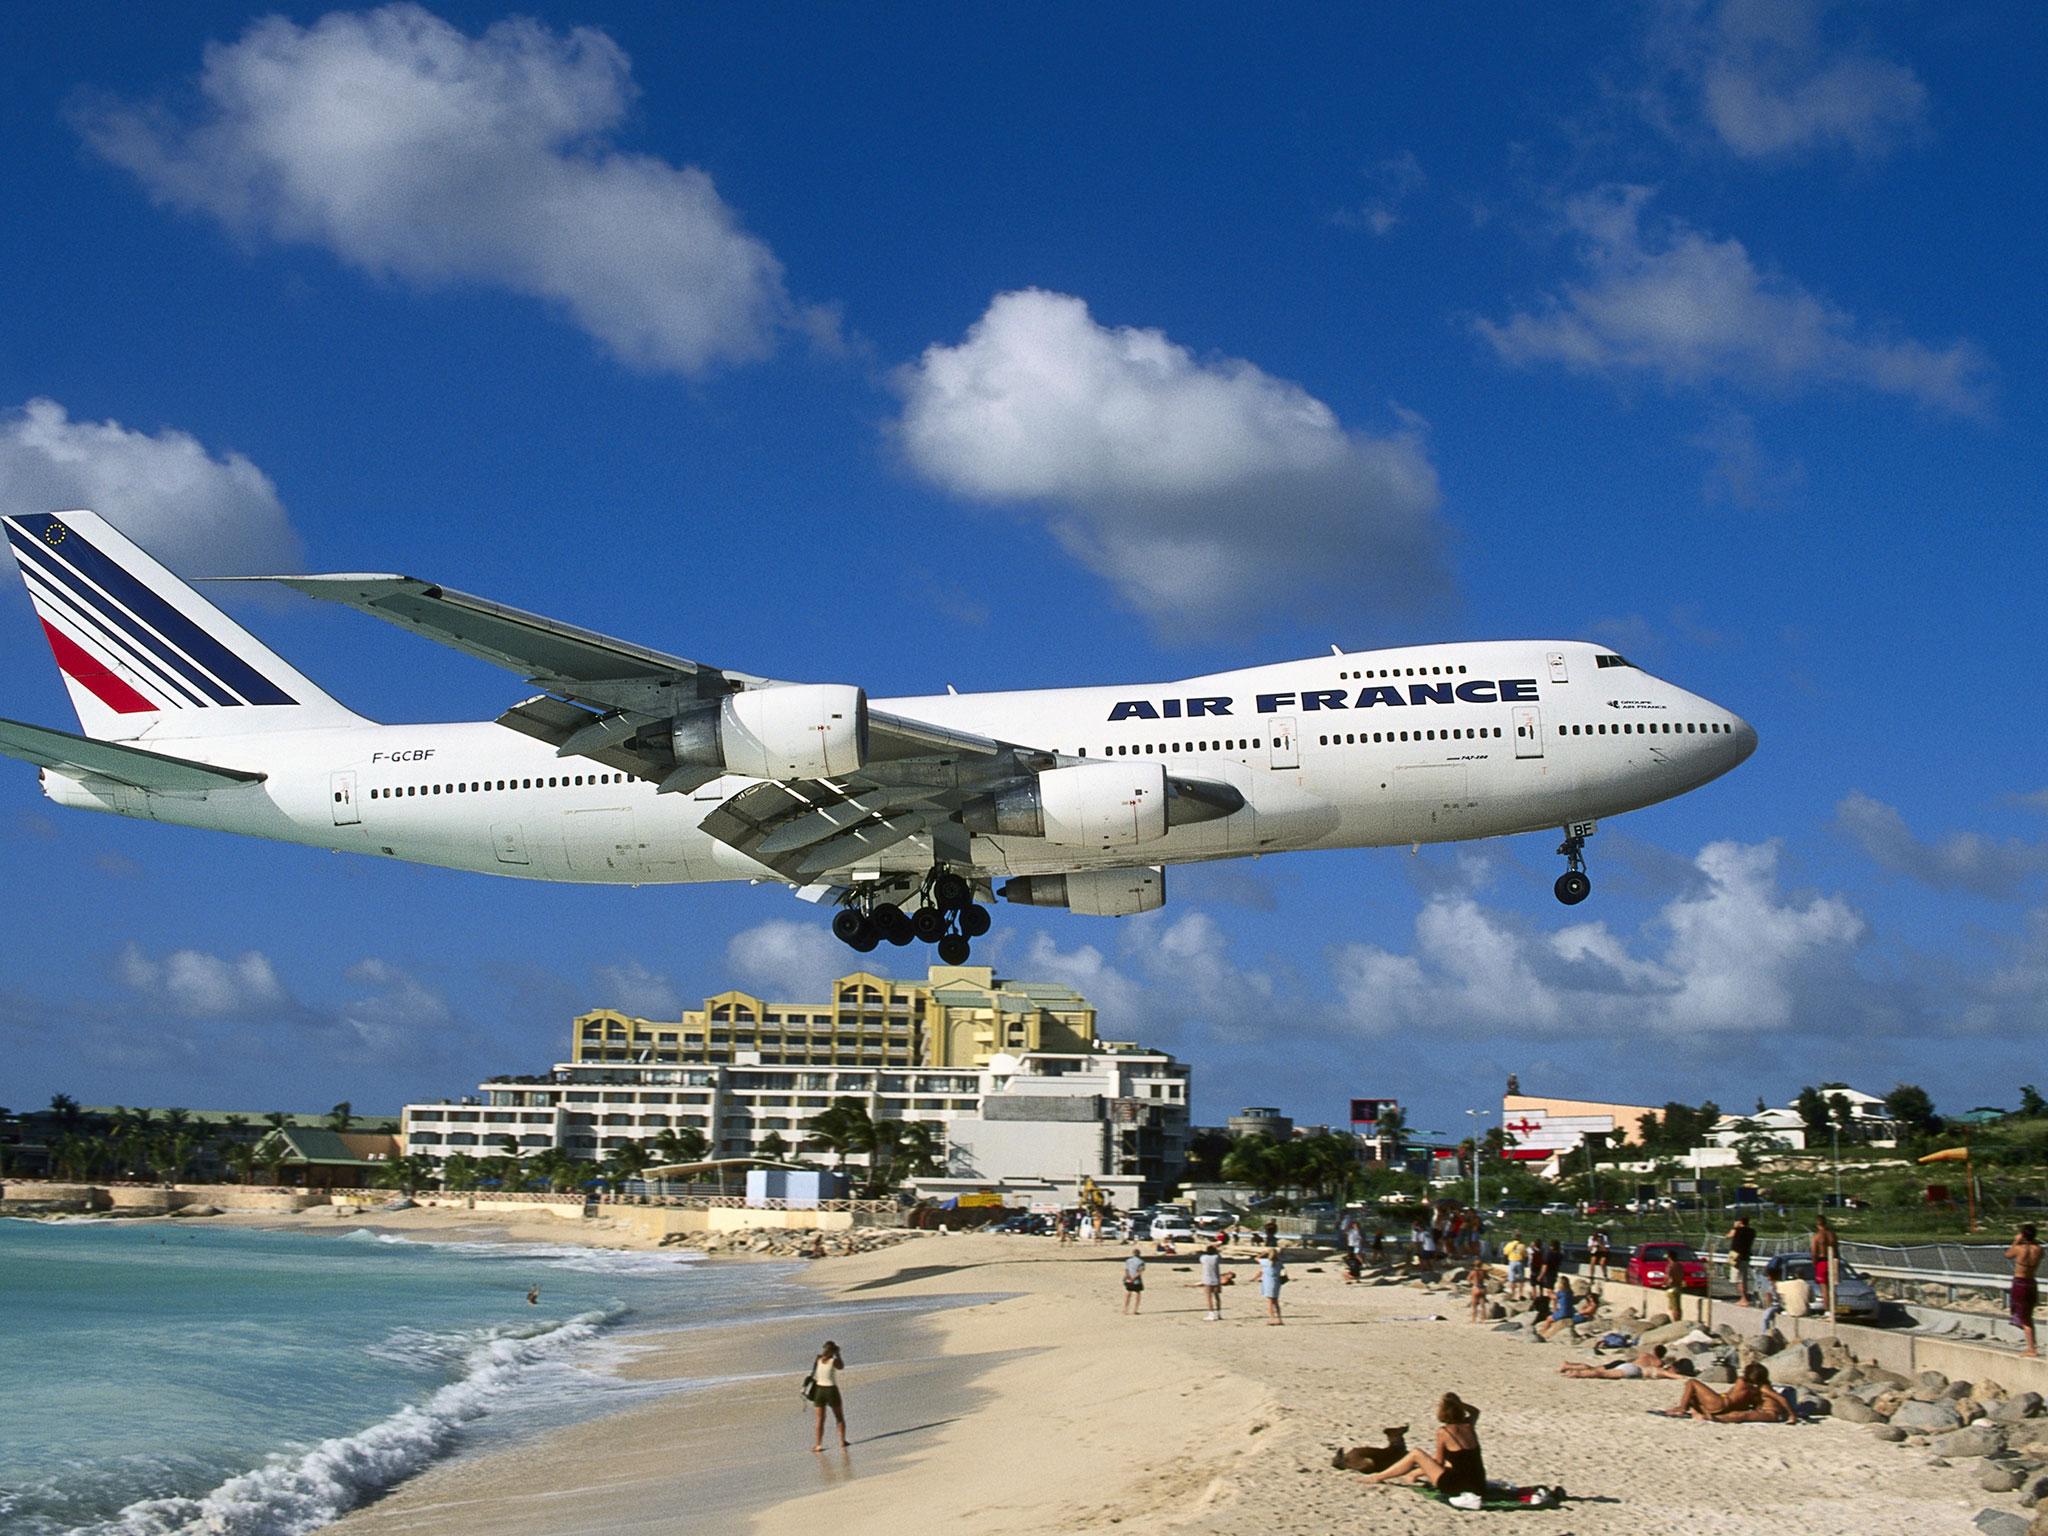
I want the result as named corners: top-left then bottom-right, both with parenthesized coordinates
top-left (1417, 1483), bottom-right (1566, 1510)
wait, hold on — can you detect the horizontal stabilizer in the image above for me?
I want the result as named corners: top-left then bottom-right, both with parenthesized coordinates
top-left (0, 715), bottom-right (265, 792)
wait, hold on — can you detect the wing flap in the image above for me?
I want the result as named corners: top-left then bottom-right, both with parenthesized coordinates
top-left (0, 715), bottom-right (264, 791)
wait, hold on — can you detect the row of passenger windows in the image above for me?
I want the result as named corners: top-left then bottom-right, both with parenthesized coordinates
top-left (1318, 727), bottom-right (1504, 746)
top-left (1561, 721), bottom-right (1734, 736)
top-left (368, 772), bottom-right (632, 800)
top-left (1096, 739), bottom-right (1261, 756)
top-left (1336, 662), bottom-right (1468, 681)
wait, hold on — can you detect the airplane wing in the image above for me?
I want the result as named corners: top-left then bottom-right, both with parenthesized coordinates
top-left (0, 716), bottom-right (265, 791)
top-left (240, 571), bottom-right (1064, 880)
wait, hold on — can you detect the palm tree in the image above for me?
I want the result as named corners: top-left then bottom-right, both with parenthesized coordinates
top-left (893, 1121), bottom-right (943, 1182)
top-left (1221, 1134), bottom-right (1281, 1194)
top-left (225, 1141), bottom-right (261, 1186)
top-left (648, 1126), bottom-right (708, 1167)
top-left (442, 1154), bottom-right (483, 1191)
top-left (805, 1099), bottom-right (875, 1173)
top-left (600, 1142), bottom-right (654, 1193)
top-left (526, 1147), bottom-right (587, 1193)
top-left (757, 1130), bottom-right (790, 1162)
top-left (373, 1153), bottom-right (440, 1195)
top-left (48, 1093), bottom-right (83, 1132)
top-left (256, 1130), bottom-right (292, 1185)
top-left (326, 1101), bottom-right (354, 1133)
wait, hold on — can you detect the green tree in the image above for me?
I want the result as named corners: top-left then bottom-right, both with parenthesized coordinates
top-left (1827, 1093), bottom-right (1855, 1138)
top-left (1884, 1083), bottom-right (1940, 1140)
top-left (224, 1141), bottom-right (261, 1186)
top-left (600, 1141), bottom-right (654, 1191)
top-left (2020, 1085), bottom-right (2048, 1119)
top-left (326, 1101), bottom-right (354, 1133)
top-left (374, 1154), bottom-right (440, 1194)
top-left (441, 1154), bottom-right (483, 1191)
top-left (805, 1099), bottom-right (876, 1172)
top-left (526, 1148), bottom-right (587, 1192)
top-left (647, 1126), bottom-right (708, 1168)
top-left (1182, 1128), bottom-right (1231, 1183)
top-left (757, 1130), bottom-right (791, 1162)
top-left (1219, 1133), bottom-right (1281, 1194)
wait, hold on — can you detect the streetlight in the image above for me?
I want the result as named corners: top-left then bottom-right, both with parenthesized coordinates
top-left (1466, 1108), bottom-right (1493, 1214)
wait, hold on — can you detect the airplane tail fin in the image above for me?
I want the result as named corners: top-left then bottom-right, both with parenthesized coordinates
top-left (3, 508), bottom-right (365, 742)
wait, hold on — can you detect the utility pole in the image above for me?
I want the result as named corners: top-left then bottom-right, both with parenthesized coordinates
top-left (1466, 1108), bottom-right (1492, 1215)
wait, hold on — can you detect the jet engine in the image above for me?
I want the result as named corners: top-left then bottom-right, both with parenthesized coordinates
top-left (962, 761), bottom-right (1241, 849)
top-left (1002, 866), bottom-right (1165, 916)
top-left (671, 684), bottom-right (868, 780)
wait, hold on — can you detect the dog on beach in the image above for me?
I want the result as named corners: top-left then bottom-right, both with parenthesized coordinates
top-left (1330, 1427), bottom-right (1409, 1473)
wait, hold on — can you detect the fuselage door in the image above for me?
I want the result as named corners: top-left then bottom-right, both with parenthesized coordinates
top-left (330, 771), bottom-right (360, 826)
top-left (1268, 717), bottom-right (1299, 770)
top-left (1512, 705), bottom-right (1544, 760)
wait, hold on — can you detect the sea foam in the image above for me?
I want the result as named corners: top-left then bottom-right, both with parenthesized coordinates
top-left (81, 1308), bottom-right (618, 1536)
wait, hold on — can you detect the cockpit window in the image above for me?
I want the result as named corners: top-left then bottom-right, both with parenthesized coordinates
top-left (1595, 654), bottom-right (1634, 669)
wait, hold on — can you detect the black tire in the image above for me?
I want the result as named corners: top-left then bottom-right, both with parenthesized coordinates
top-left (849, 928), bottom-right (880, 953)
top-left (933, 872), bottom-right (971, 910)
top-left (960, 903), bottom-right (992, 937)
top-left (937, 936), bottom-right (971, 965)
top-left (911, 906), bottom-right (947, 943)
top-left (830, 909), bottom-right (866, 946)
top-left (1554, 870), bottom-right (1591, 905)
top-left (873, 903), bottom-right (914, 945)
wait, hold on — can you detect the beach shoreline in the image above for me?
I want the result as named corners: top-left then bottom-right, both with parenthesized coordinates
top-left (315, 1230), bottom-right (2021, 1536)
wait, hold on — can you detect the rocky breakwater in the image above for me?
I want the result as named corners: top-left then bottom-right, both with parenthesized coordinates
top-left (658, 1226), bottom-right (931, 1259)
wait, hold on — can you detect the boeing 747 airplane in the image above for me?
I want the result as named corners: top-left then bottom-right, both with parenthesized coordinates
top-left (3, 509), bottom-right (1755, 962)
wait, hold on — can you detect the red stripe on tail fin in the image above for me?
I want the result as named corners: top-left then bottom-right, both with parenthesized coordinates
top-left (40, 619), bottom-right (156, 715)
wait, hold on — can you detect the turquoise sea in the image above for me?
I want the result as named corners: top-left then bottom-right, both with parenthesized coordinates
top-left (0, 1218), bottom-right (821, 1535)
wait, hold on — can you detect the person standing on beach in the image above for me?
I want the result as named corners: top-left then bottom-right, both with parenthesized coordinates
top-left (1586, 1228), bottom-right (1610, 1282)
top-left (2008, 1223), bottom-right (2041, 1357)
top-left (1467, 1262), bottom-right (1490, 1323)
top-left (1123, 1248), bottom-right (1146, 1314)
top-left (1259, 1247), bottom-right (1286, 1325)
top-left (1810, 1215), bottom-right (1839, 1299)
top-left (1200, 1241), bottom-right (1224, 1320)
top-left (1726, 1216), bottom-right (1756, 1303)
top-left (1503, 1233), bottom-right (1527, 1300)
top-left (1263, 1218), bottom-right (1278, 1251)
top-left (809, 1341), bottom-right (848, 1452)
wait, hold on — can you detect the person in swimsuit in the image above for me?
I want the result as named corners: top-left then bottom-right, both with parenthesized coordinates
top-left (1360, 1392), bottom-right (1486, 1498)
top-left (1559, 1344), bottom-right (1680, 1379)
top-left (1467, 1262), bottom-right (1490, 1321)
top-left (1658, 1363), bottom-right (1790, 1422)
top-left (526, 1286), bottom-right (539, 1305)
top-left (2009, 1223), bottom-right (2041, 1357)
top-left (809, 1340), bottom-right (848, 1451)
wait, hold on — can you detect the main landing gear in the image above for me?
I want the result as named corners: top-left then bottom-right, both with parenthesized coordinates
top-left (1554, 827), bottom-right (1592, 906)
top-left (831, 870), bottom-right (992, 964)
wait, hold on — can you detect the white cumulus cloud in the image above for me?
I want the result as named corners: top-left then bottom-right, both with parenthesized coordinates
top-left (1646, 0), bottom-right (1928, 161)
top-left (1476, 187), bottom-right (1990, 415)
top-left (592, 959), bottom-right (681, 1018)
top-left (75, 4), bottom-right (802, 375)
top-left (117, 941), bottom-right (290, 1019)
top-left (894, 289), bottom-right (1448, 636)
top-left (1332, 840), bottom-right (1865, 1040)
top-left (726, 919), bottom-right (850, 1000)
top-left (0, 398), bottom-right (300, 573)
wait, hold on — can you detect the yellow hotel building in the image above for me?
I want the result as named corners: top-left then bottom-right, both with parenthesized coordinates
top-left (572, 964), bottom-right (1117, 1070)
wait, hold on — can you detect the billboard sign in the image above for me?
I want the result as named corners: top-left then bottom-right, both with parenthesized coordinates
top-left (1350, 1098), bottom-right (1399, 1128)
top-left (1499, 1109), bottom-right (1616, 1162)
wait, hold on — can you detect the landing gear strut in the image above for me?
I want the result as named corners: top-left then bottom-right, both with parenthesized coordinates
top-left (831, 869), bottom-right (992, 962)
top-left (1554, 828), bottom-right (1592, 906)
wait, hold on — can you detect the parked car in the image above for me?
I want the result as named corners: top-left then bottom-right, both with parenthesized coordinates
top-left (1193, 1211), bottom-right (1236, 1234)
top-left (1758, 1254), bottom-right (1882, 1321)
top-left (1150, 1212), bottom-right (1196, 1243)
top-left (1539, 1202), bottom-right (1575, 1217)
top-left (1626, 1242), bottom-right (1710, 1291)
top-left (992, 1213), bottom-right (1050, 1235)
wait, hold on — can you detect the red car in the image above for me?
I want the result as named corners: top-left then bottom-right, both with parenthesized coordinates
top-left (1626, 1242), bottom-right (1709, 1291)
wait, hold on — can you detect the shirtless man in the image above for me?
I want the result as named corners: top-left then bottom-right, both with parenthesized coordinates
top-left (1558, 1343), bottom-right (1683, 1379)
top-left (2009, 1223), bottom-right (2041, 1357)
top-left (1810, 1215), bottom-right (1840, 1300)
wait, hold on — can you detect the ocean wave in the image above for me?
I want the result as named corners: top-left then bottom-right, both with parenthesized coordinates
top-left (78, 1308), bottom-right (620, 1536)
top-left (338, 1228), bottom-right (700, 1276)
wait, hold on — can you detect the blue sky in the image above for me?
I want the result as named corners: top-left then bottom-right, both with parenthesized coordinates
top-left (1, 2), bottom-right (2043, 1135)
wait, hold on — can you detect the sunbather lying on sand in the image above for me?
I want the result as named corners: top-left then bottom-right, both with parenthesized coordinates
top-left (1655, 1363), bottom-right (1792, 1422)
top-left (1559, 1344), bottom-right (1682, 1379)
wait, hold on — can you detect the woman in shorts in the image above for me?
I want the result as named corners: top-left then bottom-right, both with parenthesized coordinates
top-left (809, 1340), bottom-right (848, 1451)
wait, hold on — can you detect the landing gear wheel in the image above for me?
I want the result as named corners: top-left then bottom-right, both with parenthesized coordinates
top-left (831, 909), bottom-right (868, 946)
top-left (936, 936), bottom-right (971, 965)
top-left (1554, 870), bottom-right (1591, 905)
top-left (873, 903), bottom-right (914, 946)
top-left (848, 927), bottom-right (880, 953)
top-left (933, 872), bottom-right (972, 911)
top-left (960, 903), bottom-right (992, 938)
top-left (911, 906), bottom-right (948, 944)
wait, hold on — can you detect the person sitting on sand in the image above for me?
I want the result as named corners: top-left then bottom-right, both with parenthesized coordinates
top-left (1359, 1392), bottom-right (1486, 1499)
top-left (1657, 1363), bottom-right (1791, 1423)
top-left (1536, 1276), bottom-right (1582, 1340)
top-left (1559, 1344), bottom-right (1681, 1380)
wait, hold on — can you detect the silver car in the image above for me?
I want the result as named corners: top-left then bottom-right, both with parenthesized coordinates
top-left (1759, 1254), bottom-right (1882, 1321)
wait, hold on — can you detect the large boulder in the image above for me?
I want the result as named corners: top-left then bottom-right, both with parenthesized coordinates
top-left (1766, 1341), bottom-right (1819, 1375)
top-left (1982, 1465), bottom-right (2026, 1494)
top-left (1833, 1395), bottom-right (1879, 1424)
top-left (1871, 1424), bottom-right (1909, 1442)
top-left (1931, 1426), bottom-right (2007, 1459)
top-left (1918, 1369), bottom-right (1954, 1394)
top-left (1993, 1395), bottom-right (2046, 1424)
top-left (1974, 1512), bottom-right (2033, 1536)
top-left (1814, 1337), bottom-right (1859, 1373)
top-left (1640, 1320), bottom-right (1693, 1348)
top-left (1892, 1399), bottom-right (1965, 1433)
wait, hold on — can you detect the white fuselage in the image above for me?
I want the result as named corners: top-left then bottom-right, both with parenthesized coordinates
top-left (39, 640), bottom-right (1755, 890)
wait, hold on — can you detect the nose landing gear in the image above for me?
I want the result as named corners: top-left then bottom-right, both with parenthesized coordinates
top-left (831, 869), bottom-right (992, 962)
top-left (1554, 827), bottom-right (1592, 905)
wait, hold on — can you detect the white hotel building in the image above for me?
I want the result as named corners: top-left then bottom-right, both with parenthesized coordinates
top-left (403, 1045), bottom-right (1192, 1207)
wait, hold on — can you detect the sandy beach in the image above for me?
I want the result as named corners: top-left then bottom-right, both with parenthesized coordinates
top-left (287, 1219), bottom-right (2014, 1536)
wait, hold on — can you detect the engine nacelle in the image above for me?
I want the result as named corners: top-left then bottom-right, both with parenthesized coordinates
top-left (671, 684), bottom-right (868, 779)
top-left (963, 762), bottom-right (1242, 848)
top-left (1002, 867), bottom-right (1165, 917)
